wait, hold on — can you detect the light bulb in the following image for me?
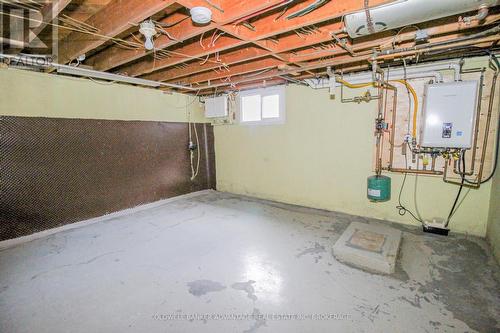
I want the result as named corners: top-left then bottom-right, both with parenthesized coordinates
top-left (144, 37), bottom-right (154, 50)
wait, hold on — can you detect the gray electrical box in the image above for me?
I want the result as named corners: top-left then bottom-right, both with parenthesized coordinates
top-left (420, 81), bottom-right (478, 149)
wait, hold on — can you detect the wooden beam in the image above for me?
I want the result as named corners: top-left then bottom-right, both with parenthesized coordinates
top-left (58, 0), bottom-right (176, 64)
top-left (288, 14), bottom-right (500, 62)
top-left (194, 35), bottom-right (500, 91)
top-left (30, 0), bottom-right (72, 39)
top-left (271, 22), bottom-right (342, 53)
top-left (175, 0), bottom-right (224, 22)
top-left (183, 77), bottom-right (288, 95)
top-left (196, 77), bottom-right (289, 95)
top-left (169, 57), bottom-right (284, 84)
top-left (141, 46), bottom-right (270, 81)
top-left (89, 13), bottom-right (217, 71)
top-left (225, 0), bottom-right (394, 40)
top-left (118, 35), bottom-right (248, 77)
top-left (88, 0), bottom-right (284, 71)
top-left (111, 0), bottom-right (393, 78)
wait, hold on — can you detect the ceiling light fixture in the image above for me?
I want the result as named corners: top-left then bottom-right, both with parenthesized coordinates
top-left (139, 20), bottom-right (156, 50)
top-left (190, 7), bottom-right (212, 25)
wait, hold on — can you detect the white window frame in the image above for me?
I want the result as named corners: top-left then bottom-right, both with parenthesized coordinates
top-left (237, 86), bottom-right (286, 125)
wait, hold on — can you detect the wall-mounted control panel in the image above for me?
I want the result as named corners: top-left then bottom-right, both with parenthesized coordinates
top-left (420, 81), bottom-right (478, 149)
top-left (204, 95), bottom-right (228, 118)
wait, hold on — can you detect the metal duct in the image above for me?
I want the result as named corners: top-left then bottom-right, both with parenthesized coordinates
top-left (344, 0), bottom-right (500, 38)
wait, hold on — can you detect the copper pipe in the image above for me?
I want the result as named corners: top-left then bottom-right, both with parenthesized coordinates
top-left (444, 61), bottom-right (498, 188)
top-left (388, 82), bottom-right (400, 170)
top-left (197, 35), bottom-right (500, 91)
top-left (443, 159), bottom-right (481, 188)
top-left (375, 73), bottom-right (397, 175)
top-left (376, 35), bottom-right (500, 61)
top-left (375, 76), bottom-right (385, 176)
top-left (453, 69), bottom-right (485, 176)
top-left (383, 167), bottom-right (443, 175)
top-left (378, 25), bottom-right (500, 57)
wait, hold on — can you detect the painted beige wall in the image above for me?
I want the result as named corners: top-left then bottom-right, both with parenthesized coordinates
top-left (0, 67), bottom-right (206, 122)
top-left (487, 166), bottom-right (500, 262)
top-left (214, 63), bottom-right (495, 236)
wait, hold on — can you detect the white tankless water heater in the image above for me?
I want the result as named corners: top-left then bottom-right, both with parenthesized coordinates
top-left (420, 81), bottom-right (479, 149)
top-left (344, 0), bottom-right (500, 38)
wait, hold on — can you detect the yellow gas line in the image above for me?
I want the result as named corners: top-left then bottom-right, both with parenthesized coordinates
top-left (338, 78), bottom-right (419, 138)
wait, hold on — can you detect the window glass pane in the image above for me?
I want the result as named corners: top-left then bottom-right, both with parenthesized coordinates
top-left (242, 95), bottom-right (261, 122)
top-left (262, 94), bottom-right (280, 119)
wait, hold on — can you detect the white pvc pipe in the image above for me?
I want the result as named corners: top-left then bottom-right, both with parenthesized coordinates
top-left (305, 71), bottom-right (441, 89)
top-left (344, 0), bottom-right (500, 38)
top-left (304, 60), bottom-right (462, 89)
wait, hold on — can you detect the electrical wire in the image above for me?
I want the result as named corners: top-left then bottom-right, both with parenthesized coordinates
top-left (392, 25), bottom-right (420, 49)
top-left (394, 58), bottom-right (419, 139)
top-left (395, 142), bottom-right (424, 225)
top-left (190, 122), bottom-right (201, 181)
top-left (413, 159), bottom-right (424, 222)
top-left (0, 10), bottom-right (224, 67)
top-left (465, 52), bottom-right (500, 184)
top-left (393, 59), bottom-right (422, 225)
top-left (477, 116), bottom-right (499, 183)
top-left (186, 93), bottom-right (201, 181)
top-left (204, 0), bottom-right (224, 13)
top-left (400, 80), bottom-right (418, 139)
top-left (446, 151), bottom-right (466, 227)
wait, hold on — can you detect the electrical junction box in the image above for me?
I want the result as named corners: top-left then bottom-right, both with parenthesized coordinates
top-left (204, 95), bottom-right (228, 118)
top-left (420, 81), bottom-right (478, 149)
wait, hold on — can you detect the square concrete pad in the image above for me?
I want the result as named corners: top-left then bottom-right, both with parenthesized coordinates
top-left (333, 222), bottom-right (402, 274)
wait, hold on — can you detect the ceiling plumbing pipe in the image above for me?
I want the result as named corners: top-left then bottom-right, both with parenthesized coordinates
top-left (378, 25), bottom-right (500, 57)
top-left (303, 60), bottom-right (461, 89)
top-left (197, 34), bottom-right (498, 92)
top-left (305, 71), bottom-right (442, 89)
top-left (344, 0), bottom-right (500, 38)
top-left (461, 4), bottom-right (490, 25)
top-left (326, 66), bottom-right (336, 97)
top-left (0, 54), bottom-right (198, 91)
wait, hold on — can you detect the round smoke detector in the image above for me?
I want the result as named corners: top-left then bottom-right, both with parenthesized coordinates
top-left (190, 6), bottom-right (212, 24)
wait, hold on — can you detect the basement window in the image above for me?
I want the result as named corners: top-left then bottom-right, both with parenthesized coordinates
top-left (238, 86), bottom-right (285, 125)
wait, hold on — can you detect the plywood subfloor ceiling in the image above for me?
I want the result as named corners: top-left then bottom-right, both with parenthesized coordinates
top-left (2, 0), bottom-right (500, 94)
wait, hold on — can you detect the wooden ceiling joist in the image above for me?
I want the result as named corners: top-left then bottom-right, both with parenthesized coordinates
top-left (182, 14), bottom-right (500, 88)
top-left (170, 57), bottom-right (285, 85)
top-left (11, 0), bottom-right (498, 94)
top-left (87, 0), bottom-right (285, 71)
top-left (118, 33), bottom-right (247, 77)
top-left (142, 46), bottom-right (270, 82)
top-left (118, 0), bottom-right (394, 80)
top-left (102, 0), bottom-right (388, 81)
top-left (31, 0), bottom-right (72, 40)
top-left (87, 12), bottom-right (218, 71)
top-left (58, 0), bottom-right (177, 64)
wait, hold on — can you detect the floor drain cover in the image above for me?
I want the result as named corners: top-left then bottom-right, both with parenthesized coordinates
top-left (333, 222), bottom-right (402, 274)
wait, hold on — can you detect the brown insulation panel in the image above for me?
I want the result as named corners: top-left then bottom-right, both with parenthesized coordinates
top-left (0, 116), bottom-right (216, 241)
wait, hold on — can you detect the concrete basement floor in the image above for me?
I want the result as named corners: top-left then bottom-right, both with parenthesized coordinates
top-left (0, 191), bottom-right (499, 333)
